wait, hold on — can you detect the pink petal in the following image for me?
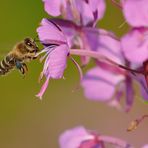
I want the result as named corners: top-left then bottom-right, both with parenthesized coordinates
top-left (36, 75), bottom-right (50, 100)
top-left (50, 19), bottom-right (77, 47)
top-left (43, 0), bottom-right (64, 16)
top-left (81, 66), bottom-right (124, 101)
top-left (37, 18), bottom-right (67, 44)
top-left (74, 0), bottom-right (94, 25)
top-left (44, 44), bottom-right (69, 79)
top-left (122, 0), bottom-right (148, 27)
top-left (121, 29), bottom-right (148, 64)
top-left (59, 126), bottom-right (93, 148)
top-left (89, 0), bottom-right (106, 20)
top-left (83, 28), bottom-right (124, 64)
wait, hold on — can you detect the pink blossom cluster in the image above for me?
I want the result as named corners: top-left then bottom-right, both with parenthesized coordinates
top-left (35, 0), bottom-right (148, 147)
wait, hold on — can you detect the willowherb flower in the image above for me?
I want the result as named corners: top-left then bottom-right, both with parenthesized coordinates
top-left (122, 0), bottom-right (148, 27)
top-left (59, 126), bottom-right (133, 148)
top-left (37, 0), bottom-right (148, 108)
top-left (42, 0), bottom-right (107, 65)
top-left (59, 126), bottom-right (104, 148)
top-left (36, 18), bottom-right (69, 99)
top-left (43, 0), bottom-right (106, 26)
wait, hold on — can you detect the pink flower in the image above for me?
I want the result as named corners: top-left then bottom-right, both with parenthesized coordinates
top-left (122, 0), bottom-right (148, 27)
top-left (121, 28), bottom-right (148, 65)
top-left (36, 18), bottom-right (69, 99)
top-left (43, 0), bottom-right (106, 26)
top-left (59, 126), bottom-right (104, 148)
top-left (59, 126), bottom-right (132, 148)
top-left (81, 66), bottom-right (124, 101)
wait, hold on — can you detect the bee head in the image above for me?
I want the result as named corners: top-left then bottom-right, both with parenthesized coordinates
top-left (24, 37), bottom-right (39, 53)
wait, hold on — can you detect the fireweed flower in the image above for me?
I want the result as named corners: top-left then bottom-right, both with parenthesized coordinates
top-left (59, 126), bottom-right (103, 148)
top-left (36, 17), bottom-right (136, 110)
top-left (42, 0), bottom-right (106, 65)
top-left (59, 126), bottom-right (133, 148)
top-left (43, 0), bottom-right (106, 26)
top-left (119, 0), bottom-right (148, 102)
top-left (36, 18), bottom-right (69, 99)
top-left (37, 0), bottom-right (148, 107)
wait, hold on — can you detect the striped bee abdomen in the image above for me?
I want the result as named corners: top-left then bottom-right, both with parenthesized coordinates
top-left (0, 55), bottom-right (15, 75)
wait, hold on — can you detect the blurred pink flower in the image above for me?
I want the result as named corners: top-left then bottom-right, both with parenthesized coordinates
top-left (122, 0), bottom-right (148, 27)
top-left (36, 18), bottom-right (69, 99)
top-left (59, 126), bottom-right (104, 148)
top-left (43, 0), bottom-right (106, 26)
top-left (59, 126), bottom-right (132, 148)
top-left (81, 66), bottom-right (124, 101)
top-left (121, 28), bottom-right (148, 65)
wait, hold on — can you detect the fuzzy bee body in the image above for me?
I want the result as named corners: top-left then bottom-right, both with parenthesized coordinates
top-left (0, 55), bottom-right (15, 75)
top-left (0, 38), bottom-right (39, 76)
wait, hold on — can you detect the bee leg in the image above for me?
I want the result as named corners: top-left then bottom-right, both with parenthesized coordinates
top-left (20, 63), bottom-right (28, 75)
top-left (15, 60), bottom-right (28, 75)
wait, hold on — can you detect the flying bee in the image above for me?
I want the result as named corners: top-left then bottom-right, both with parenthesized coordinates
top-left (0, 37), bottom-right (39, 76)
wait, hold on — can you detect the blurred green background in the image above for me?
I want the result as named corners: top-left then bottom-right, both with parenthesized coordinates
top-left (0, 0), bottom-right (147, 147)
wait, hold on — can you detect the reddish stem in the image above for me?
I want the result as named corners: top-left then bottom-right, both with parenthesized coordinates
top-left (137, 114), bottom-right (148, 125)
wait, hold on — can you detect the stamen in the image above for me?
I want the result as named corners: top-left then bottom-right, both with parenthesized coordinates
top-left (69, 55), bottom-right (83, 92)
top-left (35, 45), bottom-right (56, 59)
top-left (69, 55), bottom-right (83, 81)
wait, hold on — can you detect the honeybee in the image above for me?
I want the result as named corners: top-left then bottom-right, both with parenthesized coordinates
top-left (0, 37), bottom-right (39, 75)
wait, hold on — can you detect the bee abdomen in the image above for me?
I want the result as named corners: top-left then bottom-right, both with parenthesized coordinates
top-left (0, 56), bottom-right (15, 75)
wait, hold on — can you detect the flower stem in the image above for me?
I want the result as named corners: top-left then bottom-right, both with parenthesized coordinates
top-left (70, 49), bottom-right (126, 73)
top-left (70, 49), bottom-right (118, 65)
top-left (99, 135), bottom-right (133, 148)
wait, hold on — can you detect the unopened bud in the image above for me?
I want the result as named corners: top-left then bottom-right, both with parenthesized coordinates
top-left (127, 120), bottom-right (139, 132)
